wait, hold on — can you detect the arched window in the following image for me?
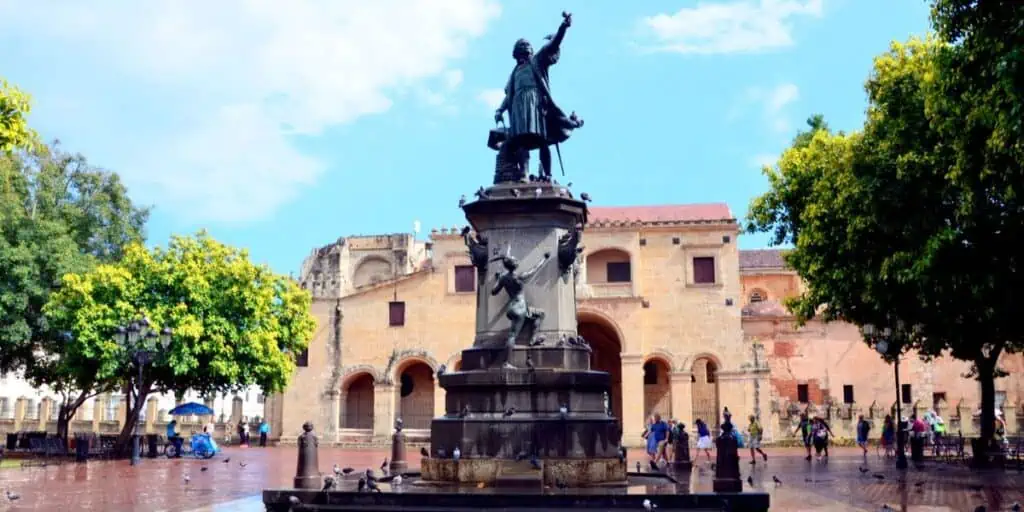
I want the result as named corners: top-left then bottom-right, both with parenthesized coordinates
top-left (400, 372), bottom-right (415, 398)
top-left (749, 289), bottom-right (767, 303)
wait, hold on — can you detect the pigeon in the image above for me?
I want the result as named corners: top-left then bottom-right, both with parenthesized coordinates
top-left (460, 404), bottom-right (470, 418)
top-left (746, 475), bottom-right (753, 486)
top-left (334, 464), bottom-right (343, 477)
top-left (566, 182), bottom-right (573, 188)
top-left (1011, 502), bottom-right (1021, 512)
top-left (420, 447), bottom-right (430, 457)
top-left (618, 446), bottom-right (627, 463)
top-left (525, 355), bottom-right (535, 371)
top-left (436, 364), bottom-right (447, 377)
top-left (772, 475), bottom-right (781, 486)
top-left (393, 474), bottom-right (403, 486)
top-left (365, 469), bottom-right (377, 481)
top-left (200, 467), bottom-right (208, 472)
top-left (534, 187), bottom-right (542, 198)
top-left (474, 187), bottom-right (489, 200)
top-left (643, 498), bottom-right (657, 511)
top-left (380, 458), bottom-right (389, 475)
top-left (459, 195), bottom-right (466, 207)
top-left (366, 478), bottom-right (382, 493)
top-left (453, 447), bottom-right (461, 461)
top-left (437, 448), bottom-right (447, 458)
top-left (559, 404), bottom-right (569, 420)
top-left (184, 475), bottom-right (191, 485)
top-left (558, 334), bottom-right (568, 347)
top-left (288, 496), bottom-right (301, 506)
top-left (322, 476), bottom-right (335, 491)
top-left (529, 334), bottom-right (545, 347)
top-left (636, 461), bottom-right (641, 473)
top-left (913, 481), bottom-right (924, 487)
top-left (873, 474), bottom-right (885, 480)
top-left (5, 490), bottom-right (20, 501)
top-left (580, 192), bottom-right (592, 202)
top-left (239, 462), bottom-right (248, 468)
top-left (357, 477), bottom-right (366, 492)
top-left (858, 466), bottom-right (869, 474)
top-left (511, 188), bottom-right (521, 198)
top-left (504, 407), bottom-right (516, 417)
top-left (342, 467), bottom-right (354, 475)
top-left (223, 457), bottom-right (231, 463)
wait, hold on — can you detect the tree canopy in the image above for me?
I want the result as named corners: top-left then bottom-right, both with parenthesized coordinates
top-left (746, 0), bottom-right (1024, 454)
top-left (0, 79), bottom-right (37, 153)
top-left (43, 231), bottom-right (316, 442)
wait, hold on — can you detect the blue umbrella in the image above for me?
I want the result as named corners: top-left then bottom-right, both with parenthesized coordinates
top-left (168, 402), bottom-right (215, 416)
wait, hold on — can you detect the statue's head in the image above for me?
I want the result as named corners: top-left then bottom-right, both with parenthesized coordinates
top-left (503, 256), bottom-right (519, 271)
top-left (513, 38), bottom-right (533, 62)
top-left (302, 421), bottom-right (314, 433)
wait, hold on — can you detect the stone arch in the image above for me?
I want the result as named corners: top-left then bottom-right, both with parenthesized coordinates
top-left (340, 370), bottom-right (375, 430)
top-left (689, 355), bottom-right (721, 435)
top-left (352, 255), bottom-right (394, 288)
top-left (339, 365), bottom-right (384, 387)
top-left (680, 351), bottom-right (726, 374)
top-left (390, 350), bottom-right (440, 383)
top-left (584, 247), bottom-right (634, 284)
top-left (394, 357), bottom-right (436, 430)
top-left (578, 308), bottom-right (625, 424)
top-left (642, 355), bottom-right (673, 419)
top-left (644, 348), bottom-right (678, 372)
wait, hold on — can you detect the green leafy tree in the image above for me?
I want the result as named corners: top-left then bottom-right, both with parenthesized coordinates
top-left (0, 79), bottom-right (38, 153)
top-left (1, 143), bottom-right (150, 439)
top-left (43, 232), bottom-right (316, 451)
top-left (747, 28), bottom-right (1023, 462)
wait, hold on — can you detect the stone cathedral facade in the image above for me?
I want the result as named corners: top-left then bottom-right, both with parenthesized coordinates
top-left (264, 203), bottom-right (1023, 447)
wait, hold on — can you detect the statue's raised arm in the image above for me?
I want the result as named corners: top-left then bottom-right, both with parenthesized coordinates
top-left (537, 12), bottom-right (572, 65)
top-left (519, 252), bottom-right (551, 281)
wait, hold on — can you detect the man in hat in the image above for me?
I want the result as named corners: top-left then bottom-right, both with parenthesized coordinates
top-left (494, 12), bottom-right (584, 181)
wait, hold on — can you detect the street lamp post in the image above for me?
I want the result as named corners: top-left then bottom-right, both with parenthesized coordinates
top-left (863, 324), bottom-right (908, 470)
top-left (115, 318), bottom-right (172, 466)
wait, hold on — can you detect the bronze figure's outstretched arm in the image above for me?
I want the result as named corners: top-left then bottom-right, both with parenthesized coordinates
top-left (549, 12), bottom-right (571, 50)
top-left (519, 252), bottom-right (551, 281)
top-left (491, 274), bottom-right (505, 296)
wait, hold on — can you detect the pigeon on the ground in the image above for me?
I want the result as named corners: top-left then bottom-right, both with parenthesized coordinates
top-left (223, 457), bottom-right (230, 463)
top-left (858, 466), bottom-right (869, 473)
top-left (618, 446), bottom-right (627, 463)
top-left (559, 404), bottom-right (569, 420)
top-left (333, 464), bottom-right (343, 477)
top-left (534, 187), bottom-right (542, 198)
top-left (393, 474), bottom-right (403, 486)
top-left (322, 476), bottom-right (334, 491)
top-left (504, 407), bottom-right (516, 417)
top-left (420, 447), bottom-right (430, 457)
top-left (342, 467), bottom-right (354, 475)
top-left (747, 475), bottom-right (753, 486)
top-left (643, 498), bottom-right (657, 511)
top-left (183, 475), bottom-right (191, 485)
top-left (239, 461), bottom-right (248, 468)
top-left (365, 469), bottom-right (377, 481)
top-left (453, 447), bottom-right (461, 461)
top-left (5, 490), bottom-right (20, 501)
top-left (380, 458), bottom-right (389, 476)
top-left (200, 467), bottom-right (208, 472)
top-left (772, 475), bottom-right (781, 486)
top-left (357, 477), bottom-right (366, 492)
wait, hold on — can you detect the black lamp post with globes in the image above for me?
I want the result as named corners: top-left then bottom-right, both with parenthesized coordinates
top-left (114, 317), bottom-right (172, 466)
top-left (862, 323), bottom-right (908, 470)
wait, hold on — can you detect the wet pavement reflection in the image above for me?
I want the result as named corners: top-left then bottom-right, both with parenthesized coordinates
top-left (1, 447), bottom-right (1022, 511)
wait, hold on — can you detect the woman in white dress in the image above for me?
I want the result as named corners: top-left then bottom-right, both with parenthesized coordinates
top-left (695, 418), bottom-right (713, 461)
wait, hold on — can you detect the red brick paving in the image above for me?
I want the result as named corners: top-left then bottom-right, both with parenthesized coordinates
top-left (1, 446), bottom-right (1022, 511)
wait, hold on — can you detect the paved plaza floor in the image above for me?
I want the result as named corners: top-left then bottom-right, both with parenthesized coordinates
top-left (0, 446), bottom-right (1022, 511)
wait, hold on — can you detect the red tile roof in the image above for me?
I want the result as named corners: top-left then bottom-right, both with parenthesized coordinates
top-left (739, 249), bottom-right (788, 269)
top-left (587, 203), bottom-right (734, 225)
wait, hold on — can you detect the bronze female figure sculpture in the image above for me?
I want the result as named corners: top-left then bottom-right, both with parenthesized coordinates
top-left (491, 249), bottom-right (551, 368)
top-left (494, 11), bottom-right (583, 181)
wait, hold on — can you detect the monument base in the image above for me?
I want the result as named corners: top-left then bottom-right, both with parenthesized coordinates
top-left (419, 457), bottom-right (626, 487)
top-left (293, 474), bottom-right (322, 490)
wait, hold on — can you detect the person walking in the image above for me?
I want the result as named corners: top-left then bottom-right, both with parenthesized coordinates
top-left (856, 415), bottom-right (872, 456)
top-left (747, 415), bottom-right (768, 465)
top-left (794, 412), bottom-right (813, 461)
top-left (259, 419), bottom-right (269, 447)
top-left (695, 419), bottom-right (713, 462)
top-left (811, 416), bottom-right (834, 460)
top-left (241, 417), bottom-right (250, 447)
top-left (881, 415), bottom-right (895, 458)
top-left (649, 413), bottom-right (669, 469)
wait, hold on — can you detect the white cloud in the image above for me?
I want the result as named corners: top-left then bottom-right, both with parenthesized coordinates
top-left (0, 0), bottom-right (501, 222)
top-left (476, 88), bottom-right (506, 110)
top-left (732, 83), bottom-right (800, 133)
top-left (750, 153), bottom-right (778, 169)
top-left (638, 0), bottom-right (823, 55)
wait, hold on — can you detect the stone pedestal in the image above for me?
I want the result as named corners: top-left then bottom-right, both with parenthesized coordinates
top-left (713, 432), bottom-right (741, 493)
top-left (425, 183), bottom-right (625, 485)
top-left (672, 431), bottom-right (692, 470)
top-left (390, 430), bottom-right (408, 474)
top-left (294, 422), bottom-right (322, 490)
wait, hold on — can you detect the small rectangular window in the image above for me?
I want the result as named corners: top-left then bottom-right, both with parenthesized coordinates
top-left (454, 265), bottom-right (476, 293)
top-left (606, 261), bottom-right (631, 283)
top-left (389, 301), bottom-right (406, 327)
top-left (295, 348), bottom-right (309, 367)
top-left (693, 257), bottom-right (716, 284)
top-left (797, 384), bottom-right (809, 403)
top-left (901, 384), bottom-right (912, 404)
top-left (843, 385), bottom-right (854, 404)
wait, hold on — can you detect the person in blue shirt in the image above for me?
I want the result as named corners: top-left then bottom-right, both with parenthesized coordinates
top-left (166, 420), bottom-right (183, 458)
top-left (259, 419), bottom-right (270, 447)
top-left (647, 413), bottom-right (670, 470)
top-left (695, 419), bottom-right (713, 461)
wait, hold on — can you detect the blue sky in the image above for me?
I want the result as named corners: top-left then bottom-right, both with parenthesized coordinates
top-left (0, 0), bottom-right (932, 275)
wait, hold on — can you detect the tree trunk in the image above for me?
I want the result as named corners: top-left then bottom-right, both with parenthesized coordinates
top-left (115, 384), bottom-right (152, 457)
top-left (55, 390), bottom-right (92, 445)
top-left (971, 353), bottom-right (999, 467)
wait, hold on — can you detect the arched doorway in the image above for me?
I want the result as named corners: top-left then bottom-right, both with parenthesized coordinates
top-left (578, 311), bottom-right (623, 424)
top-left (396, 361), bottom-right (435, 430)
top-left (342, 373), bottom-right (375, 429)
top-left (643, 358), bottom-right (672, 419)
top-left (691, 357), bottom-right (720, 435)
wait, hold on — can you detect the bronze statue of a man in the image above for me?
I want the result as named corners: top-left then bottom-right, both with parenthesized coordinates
top-left (494, 12), bottom-right (584, 181)
top-left (490, 250), bottom-right (551, 368)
